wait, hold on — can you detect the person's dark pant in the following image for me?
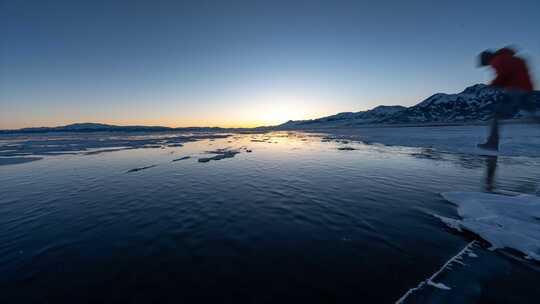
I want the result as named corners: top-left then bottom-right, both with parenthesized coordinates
top-left (484, 91), bottom-right (535, 148)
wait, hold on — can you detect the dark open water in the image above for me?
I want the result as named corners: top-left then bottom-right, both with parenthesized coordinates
top-left (1, 131), bottom-right (539, 303)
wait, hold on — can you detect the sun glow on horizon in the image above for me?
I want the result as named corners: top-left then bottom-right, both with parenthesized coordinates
top-left (226, 93), bottom-right (330, 127)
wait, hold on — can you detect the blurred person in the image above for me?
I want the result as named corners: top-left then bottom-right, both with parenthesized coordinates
top-left (477, 47), bottom-right (536, 151)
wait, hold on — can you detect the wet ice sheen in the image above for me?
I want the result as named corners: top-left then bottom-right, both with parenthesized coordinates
top-left (1, 128), bottom-right (539, 302)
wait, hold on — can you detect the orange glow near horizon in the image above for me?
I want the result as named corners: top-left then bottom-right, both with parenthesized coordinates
top-left (0, 107), bottom-right (338, 130)
top-left (0, 93), bottom-right (343, 130)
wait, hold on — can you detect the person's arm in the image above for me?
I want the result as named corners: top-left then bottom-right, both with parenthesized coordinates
top-left (490, 58), bottom-right (510, 88)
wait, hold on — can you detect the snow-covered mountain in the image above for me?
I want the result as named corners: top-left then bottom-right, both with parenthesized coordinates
top-left (278, 84), bottom-right (540, 129)
top-left (381, 84), bottom-right (505, 124)
top-left (279, 105), bottom-right (406, 128)
top-left (12, 123), bottom-right (171, 133)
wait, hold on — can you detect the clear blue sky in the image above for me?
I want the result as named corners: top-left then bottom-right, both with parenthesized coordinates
top-left (1, 0), bottom-right (539, 129)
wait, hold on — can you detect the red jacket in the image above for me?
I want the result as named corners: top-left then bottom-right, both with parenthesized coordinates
top-left (490, 48), bottom-right (534, 92)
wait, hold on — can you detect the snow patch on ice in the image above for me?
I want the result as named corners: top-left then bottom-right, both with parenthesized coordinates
top-left (441, 191), bottom-right (540, 261)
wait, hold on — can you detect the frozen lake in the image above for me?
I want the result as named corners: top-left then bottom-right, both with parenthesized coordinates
top-left (1, 126), bottom-right (539, 303)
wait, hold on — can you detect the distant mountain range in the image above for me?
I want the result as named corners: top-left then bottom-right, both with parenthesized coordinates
top-left (278, 84), bottom-right (540, 129)
top-left (2, 84), bottom-right (539, 134)
top-left (0, 123), bottom-right (228, 134)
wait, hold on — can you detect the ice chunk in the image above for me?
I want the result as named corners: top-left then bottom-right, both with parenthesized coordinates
top-left (441, 191), bottom-right (540, 261)
top-left (467, 252), bottom-right (478, 258)
top-left (431, 213), bottom-right (462, 232)
top-left (172, 156), bottom-right (190, 162)
top-left (126, 165), bottom-right (157, 173)
top-left (427, 281), bottom-right (451, 290)
top-left (198, 149), bottom-right (240, 163)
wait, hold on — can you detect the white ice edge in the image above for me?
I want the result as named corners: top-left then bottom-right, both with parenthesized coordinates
top-left (395, 240), bottom-right (477, 304)
top-left (441, 191), bottom-right (540, 261)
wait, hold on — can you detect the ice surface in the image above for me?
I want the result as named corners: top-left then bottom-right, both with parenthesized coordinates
top-left (441, 191), bottom-right (540, 261)
top-left (0, 156), bottom-right (42, 166)
top-left (315, 124), bottom-right (540, 157)
top-left (0, 132), bottom-right (231, 164)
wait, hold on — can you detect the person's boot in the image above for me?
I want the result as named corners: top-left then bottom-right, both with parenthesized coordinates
top-left (479, 120), bottom-right (500, 151)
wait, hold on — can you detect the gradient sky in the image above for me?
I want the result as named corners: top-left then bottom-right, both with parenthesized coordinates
top-left (1, 0), bottom-right (539, 129)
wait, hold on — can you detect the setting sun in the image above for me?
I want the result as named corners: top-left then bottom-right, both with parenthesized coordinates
top-left (251, 95), bottom-right (310, 125)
